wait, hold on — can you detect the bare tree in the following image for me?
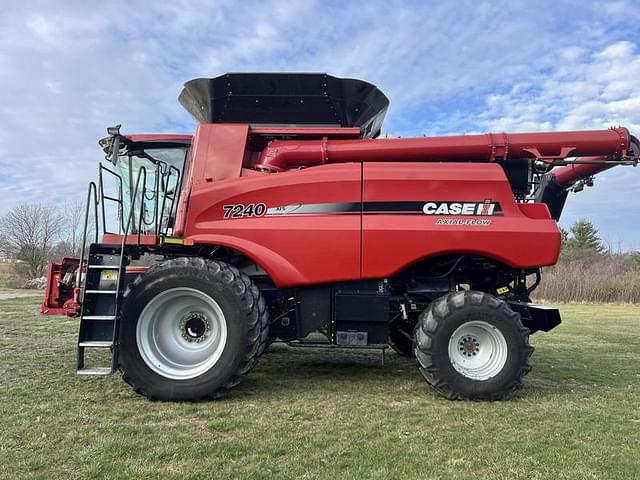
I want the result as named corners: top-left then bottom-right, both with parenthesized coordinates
top-left (0, 232), bottom-right (9, 258)
top-left (0, 203), bottom-right (65, 278)
top-left (45, 198), bottom-right (96, 261)
top-left (65, 198), bottom-right (94, 257)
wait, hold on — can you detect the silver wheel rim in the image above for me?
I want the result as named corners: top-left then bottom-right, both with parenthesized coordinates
top-left (447, 320), bottom-right (508, 380)
top-left (136, 287), bottom-right (227, 380)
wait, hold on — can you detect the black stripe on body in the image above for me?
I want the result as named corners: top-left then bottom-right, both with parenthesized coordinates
top-left (265, 201), bottom-right (503, 216)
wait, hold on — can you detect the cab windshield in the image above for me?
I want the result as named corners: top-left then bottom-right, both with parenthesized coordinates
top-left (113, 145), bottom-right (189, 235)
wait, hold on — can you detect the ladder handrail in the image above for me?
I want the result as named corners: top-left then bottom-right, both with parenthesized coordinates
top-left (98, 164), bottom-right (124, 234)
top-left (76, 181), bottom-right (99, 291)
top-left (158, 164), bottom-right (181, 236)
top-left (140, 161), bottom-right (160, 232)
top-left (121, 166), bottom-right (147, 249)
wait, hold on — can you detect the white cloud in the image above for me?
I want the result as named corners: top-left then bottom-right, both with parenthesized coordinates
top-left (26, 15), bottom-right (57, 44)
top-left (474, 41), bottom-right (640, 134)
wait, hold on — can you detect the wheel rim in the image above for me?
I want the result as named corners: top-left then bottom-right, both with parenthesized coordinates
top-left (447, 320), bottom-right (508, 380)
top-left (136, 287), bottom-right (227, 380)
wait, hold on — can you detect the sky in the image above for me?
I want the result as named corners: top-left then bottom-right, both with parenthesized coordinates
top-left (1, 0), bottom-right (639, 249)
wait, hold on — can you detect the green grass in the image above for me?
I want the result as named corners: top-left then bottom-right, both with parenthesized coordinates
top-left (1, 298), bottom-right (639, 479)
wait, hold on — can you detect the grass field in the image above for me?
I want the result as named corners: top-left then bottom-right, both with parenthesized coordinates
top-left (1, 296), bottom-right (639, 479)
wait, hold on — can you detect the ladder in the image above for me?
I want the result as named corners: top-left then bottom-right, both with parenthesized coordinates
top-left (76, 244), bottom-right (126, 375)
top-left (74, 151), bottom-right (179, 375)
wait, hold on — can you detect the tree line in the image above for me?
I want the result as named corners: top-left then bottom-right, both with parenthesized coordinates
top-left (560, 219), bottom-right (640, 261)
top-left (534, 220), bottom-right (640, 303)
top-left (0, 201), bottom-right (91, 279)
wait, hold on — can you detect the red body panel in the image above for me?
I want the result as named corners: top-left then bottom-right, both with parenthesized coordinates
top-left (185, 163), bottom-right (362, 287)
top-left (174, 124), bottom-right (249, 236)
top-left (40, 91), bottom-right (639, 321)
top-left (102, 234), bottom-right (159, 245)
top-left (361, 163), bottom-right (560, 279)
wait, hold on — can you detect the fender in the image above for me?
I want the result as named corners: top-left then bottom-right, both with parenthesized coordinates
top-left (187, 234), bottom-right (307, 288)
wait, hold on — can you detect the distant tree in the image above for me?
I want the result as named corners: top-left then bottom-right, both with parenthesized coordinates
top-left (48, 240), bottom-right (75, 262)
top-left (562, 219), bottom-right (606, 256)
top-left (63, 198), bottom-right (93, 257)
top-left (569, 220), bottom-right (606, 253)
top-left (0, 232), bottom-right (9, 258)
top-left (0, 203), bottom-right (65, 278)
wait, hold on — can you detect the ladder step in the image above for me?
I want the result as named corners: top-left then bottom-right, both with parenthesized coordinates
top-left (85, 290), bottom-right (117, 294)
top-left (82, 315), bottom-right (116, 320)
top-left (77, 367), bottom-right (113, 376)
top-left (88, 265), bottom-right (121, 269)
top-left (79, 341), bottom-right (113, 348)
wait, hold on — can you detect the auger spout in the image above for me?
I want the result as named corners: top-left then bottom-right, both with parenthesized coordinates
top-left (256, 128), bottom-right (632, 172)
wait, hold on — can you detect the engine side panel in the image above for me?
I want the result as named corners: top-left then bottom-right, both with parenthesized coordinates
top-left (361, 162), bottom-right (561, 278)
top-left (184, 163), bottom-right (362, 287)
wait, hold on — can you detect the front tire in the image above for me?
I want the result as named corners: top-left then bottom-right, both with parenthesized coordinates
top-left (413, 291), bottom-right (533, 401)
top-left (118, 257), bottom-right (269, 401)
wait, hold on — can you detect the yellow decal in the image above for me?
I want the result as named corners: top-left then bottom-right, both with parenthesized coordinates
top-left (101, 270), bottom-right (118, 282)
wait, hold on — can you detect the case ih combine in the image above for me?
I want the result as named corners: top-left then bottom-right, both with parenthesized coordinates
top-left (42, 74), bottom-right (639, 401)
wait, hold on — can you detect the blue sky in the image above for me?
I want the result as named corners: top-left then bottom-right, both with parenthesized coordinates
top-left (1, 0), bottom-right (639, 249)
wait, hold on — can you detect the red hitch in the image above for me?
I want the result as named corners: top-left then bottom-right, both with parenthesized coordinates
top-left (40, 258), bottom-right (81, 317)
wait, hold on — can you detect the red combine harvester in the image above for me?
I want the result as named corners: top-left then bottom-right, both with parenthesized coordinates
top-left (42, 74), bottom-right (639, 401)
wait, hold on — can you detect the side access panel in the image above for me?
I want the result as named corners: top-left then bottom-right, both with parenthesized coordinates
top-left (287, 280), bottom-right (390, 346)
top-left (362, 162), bottom-right (561, 278)
top-left (333, 280), bottom-right (389, 345)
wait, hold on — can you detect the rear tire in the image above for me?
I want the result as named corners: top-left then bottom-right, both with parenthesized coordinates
top-left (118, 257), bottom-right (269, 401)
top-left (413, 290), bottom-right (533, 401)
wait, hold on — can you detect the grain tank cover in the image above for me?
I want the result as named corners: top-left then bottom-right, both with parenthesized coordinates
top-left (178, 73), bottom-right (390, 138)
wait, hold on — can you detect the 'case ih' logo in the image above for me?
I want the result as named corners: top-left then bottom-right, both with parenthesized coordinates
top-left (422, 200), bottom-right (502, 216)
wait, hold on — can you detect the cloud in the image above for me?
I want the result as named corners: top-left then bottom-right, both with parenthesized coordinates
top-left (470, 41), bottom-right (640, 134)
top-left (0, 0), bottom-right (639, 248)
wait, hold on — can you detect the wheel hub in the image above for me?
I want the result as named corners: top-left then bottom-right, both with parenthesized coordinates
top-left (459, 336), bottom-right (480, 357)
top-left (180, 312), bottom-right (210, 343)
top-left (447, 320), bottom-right (508, 380)
top-left (136, 287), bottom-right (228, 380)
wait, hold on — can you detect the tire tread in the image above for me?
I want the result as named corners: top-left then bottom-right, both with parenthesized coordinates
top-left (118, 257), bottom-right (269, 401)
top-left (413, 290), bottom-right (534, 401)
